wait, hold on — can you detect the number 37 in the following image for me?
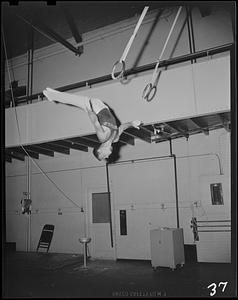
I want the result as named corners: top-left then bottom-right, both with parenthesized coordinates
top-left (207, 282), bottom-right (228, 296)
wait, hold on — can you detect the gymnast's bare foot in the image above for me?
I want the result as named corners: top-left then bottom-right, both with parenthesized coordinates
top-left (43, 88), bottom-right (64, 104)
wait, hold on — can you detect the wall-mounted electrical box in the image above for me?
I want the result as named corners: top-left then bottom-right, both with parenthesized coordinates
top-left (120, 210), bottom-right (127, 235)
top-left (210, 183), bottom-right (224, 205)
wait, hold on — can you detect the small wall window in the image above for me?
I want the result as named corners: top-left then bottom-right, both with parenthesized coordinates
top-left (92, 192), bottom-right (110, 223)
top-left (210, 183), bottom-right (224, 205)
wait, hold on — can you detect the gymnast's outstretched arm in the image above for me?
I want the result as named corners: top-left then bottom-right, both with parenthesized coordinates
top-left (114, 120), bottom-right (142, 142)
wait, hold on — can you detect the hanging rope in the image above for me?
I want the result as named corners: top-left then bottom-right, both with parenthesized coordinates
top-left (2, 27), bottom-right (81, 209)
top-left (111, 6), bottom-right (149, 80)
top-left (142, 6), bottom-right (183, 102)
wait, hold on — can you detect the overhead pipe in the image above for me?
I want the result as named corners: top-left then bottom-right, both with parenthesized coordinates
top-left (12, 43), bottom-right (233, 105)
top-left (109, 154), bottom-right (173, 166)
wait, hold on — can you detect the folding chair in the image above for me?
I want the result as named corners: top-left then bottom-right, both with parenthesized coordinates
top-left (36, 224), bottom-right (54, 252)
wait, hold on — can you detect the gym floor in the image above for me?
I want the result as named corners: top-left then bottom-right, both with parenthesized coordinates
top-left (2, 248), bottom-right (236, 298)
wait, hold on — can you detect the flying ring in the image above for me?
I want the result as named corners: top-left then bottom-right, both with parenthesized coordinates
top-left (142, 83), bottom-right (157, 102)
top-left (111, 60), bottom-right (126, 80)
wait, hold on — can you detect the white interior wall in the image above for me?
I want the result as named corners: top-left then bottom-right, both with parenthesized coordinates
top-left (6, 128), bottom-right (230, 255)
top-left (192, 6), bottom-right (233, 50)
top-left (109, 129), bottom-right (230, 260)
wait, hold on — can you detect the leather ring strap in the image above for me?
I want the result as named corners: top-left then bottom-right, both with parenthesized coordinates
top-left (111, 6), bottom-right (149, 80)
top-left (142, 6), bottom-right (183, 101)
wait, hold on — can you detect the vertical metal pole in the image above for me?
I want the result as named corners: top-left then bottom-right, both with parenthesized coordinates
top-left (26, 156), bottom-right (31, 251)
top-left (173, 155), bottom-right (180, 228)
top-left (169, 139), bottom-right (180, 228)
top-left (186, 6), bottom-right (194, 64)
top-left (188, 6), bottom-right (196, 63)
top-left (27, 26), bottom-right (34, 104)
top-left (169, 138), bottom-right (173, 156)
top-left (106, 163), bottom-right (113, 248)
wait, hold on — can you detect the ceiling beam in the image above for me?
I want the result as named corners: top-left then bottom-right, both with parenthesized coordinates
top-left (118, 133), bottom-right (135, 145)
top-left (36, 143), bottom-right (70, 155)
top-left (139, 126), bottom-right (153, 136)
top-left (50, 140), bottom-right (88, 152)
top-left (125, 128), bottom-right (151, 143)
top-left (31, 18), bottom-right (82, 56)
top-left (216, 113), bottom-right (231, 132)
top-left (151, 124), bottom-right (172, 141)
top-left (9, 147), bottom-right (39, 159)
top-left (25, 145), bottom-right (54, 157)
top-left (60, 4), bottom-right (83, 45)
top-left (5, 150), bottom-right (25, 161)
top-left (5, 154), bottom-right (12, 163)
top-left (189, 118), bottom-right (209, 135)
top-left (80, 134), bottom-right (101, 143)
top-left (219, 112), bottom-right (230, 123)
top-left (223, 122), bottom-right (231, 132)
top-left (66, 137), bottom-right (99, 148)
top-left (154, 137), bottom-right (170, 143)
top-left (140, 124), bottom-right (154, 134)
top-left (164, 122), bottom-right (189, 139)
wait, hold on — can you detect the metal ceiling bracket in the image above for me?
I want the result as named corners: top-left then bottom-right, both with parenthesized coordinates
top-left (60, 4), bottom-right (84, 56)
top-left (31, 18), bottom-right (83, 56)
top-left (223, 123), bottom-right (231, 132)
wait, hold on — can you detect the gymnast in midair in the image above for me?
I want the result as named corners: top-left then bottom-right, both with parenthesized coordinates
top-left (43, 87), bottom-right (142, 161)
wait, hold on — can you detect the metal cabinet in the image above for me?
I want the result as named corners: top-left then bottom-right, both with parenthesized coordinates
top-left (150, 227), bottom-right (185, 270)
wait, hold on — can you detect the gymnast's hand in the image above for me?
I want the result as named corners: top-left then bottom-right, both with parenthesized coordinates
top-left (86, 102), bottom-right (98, 122)
top-left (131, 120), bottom-right (142, 129)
